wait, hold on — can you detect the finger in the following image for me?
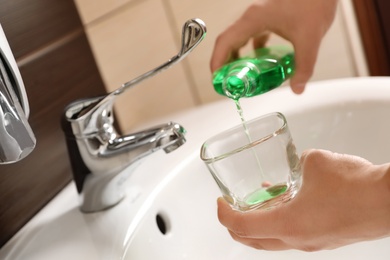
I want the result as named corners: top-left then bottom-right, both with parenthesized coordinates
top-left (300, 149), bottom-right (334, 177)
top-left (302, 149), bottom-right (373, 178)
top-left (228, 230), bottom-right (292, 250)
top-left (289, 33), bottom-right (322, 94)
top-left (217, 197), bottom-right (287, 239)
top-left (252, 32), bottom-right (271, 49)
top-left (300, 149), bottom-right (318, 165)
top-left (210, 8), bottom-right (267, 72)
top-left (210, 25), bottom-right (254, 72)
top-left (210, 25), bottom-right (247, 72)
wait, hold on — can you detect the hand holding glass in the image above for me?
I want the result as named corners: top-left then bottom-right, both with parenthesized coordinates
top-left (200, 112), bottom-right (302, 211)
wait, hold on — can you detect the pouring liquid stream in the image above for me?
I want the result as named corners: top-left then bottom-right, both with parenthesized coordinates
top-left (234, 100), bottom-right (266, 180)
top-left (234, 100), bottom-right (289, 206)
top-left (215, 46), bottom-right (296, 207)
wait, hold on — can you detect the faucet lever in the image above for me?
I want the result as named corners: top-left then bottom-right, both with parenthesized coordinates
top-left (113, 18), bottom-right (206, 97)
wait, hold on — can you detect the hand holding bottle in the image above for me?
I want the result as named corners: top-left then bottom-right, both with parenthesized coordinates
top-left (210, 0), bottom-right (338, 94)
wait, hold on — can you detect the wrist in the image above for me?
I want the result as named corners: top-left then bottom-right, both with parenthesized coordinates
top-left (377, 164), bottom-right (390, 232)
top-left (358, 163), bottom-right (390, 240)
top-left (384, 164), bottom-right (390, 207)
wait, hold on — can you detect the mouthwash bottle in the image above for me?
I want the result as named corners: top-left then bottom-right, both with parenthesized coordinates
top-left (213, 46), bottom-right (295, 100)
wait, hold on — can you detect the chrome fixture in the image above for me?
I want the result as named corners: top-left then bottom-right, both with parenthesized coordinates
top-left (62, 18), bottom-right (206, 213)
top-left (0, 24), bottom-right (36, 164)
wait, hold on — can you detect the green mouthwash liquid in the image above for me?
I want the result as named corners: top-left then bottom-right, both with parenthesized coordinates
top-left (244, 183), bottom-right (288, 206)
top-left (213, 46), bottom-right (295, 100)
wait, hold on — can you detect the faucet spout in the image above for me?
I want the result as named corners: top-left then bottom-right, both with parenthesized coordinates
top-left (62, 96), bottom-right (186, 212)
top-left (109, 122), bottom-right (186, 155)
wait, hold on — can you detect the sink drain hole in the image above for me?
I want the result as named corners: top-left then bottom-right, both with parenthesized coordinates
top-left (156, 213), bottom-right (170, 235)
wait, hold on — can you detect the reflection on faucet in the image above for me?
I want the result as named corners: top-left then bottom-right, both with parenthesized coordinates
top-left (62, 96), bottom-right (186, 213)
top-left (0, 24), bottom-right (36, 164)
top-left (0, 84), bottom-right (35, 162)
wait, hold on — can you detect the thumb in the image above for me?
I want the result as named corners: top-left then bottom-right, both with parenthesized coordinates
top-left (290, 36), bottom-right (322, 94)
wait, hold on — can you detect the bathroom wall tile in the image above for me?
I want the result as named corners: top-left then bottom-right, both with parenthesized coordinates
top-left (165, 0), bottom-right (255, 104)
top-left (85, 0), bottom-right (196, 131)
top-left (74, 0), bottom-right (135, 25)
top-left (311, 6), bottom-right (357, 82)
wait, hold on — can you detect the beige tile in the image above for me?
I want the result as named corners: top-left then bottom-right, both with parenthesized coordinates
top-left (74, 0), bottom-right (134, 25)
top-left (312, 6), bottom-right (357, 81)
top-left (166, 0), bottom-right (255, 104)
top-left (85, 0), bottom-right (196, 131)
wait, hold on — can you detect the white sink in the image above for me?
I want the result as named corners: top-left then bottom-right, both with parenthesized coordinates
top-left (1, 77), bottom-right (390, 259)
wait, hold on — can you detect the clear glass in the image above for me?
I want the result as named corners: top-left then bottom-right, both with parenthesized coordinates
top-left (200, 112), bottom-right (302, 211)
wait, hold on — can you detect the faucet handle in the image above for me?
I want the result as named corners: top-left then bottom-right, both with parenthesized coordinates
top-left (63, 18), bottom-right (207, 141)
top-left (111, 18), bottom-right (206, 97)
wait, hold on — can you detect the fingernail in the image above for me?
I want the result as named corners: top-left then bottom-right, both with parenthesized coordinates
top-left (293, 83), bottom-right (305, 94)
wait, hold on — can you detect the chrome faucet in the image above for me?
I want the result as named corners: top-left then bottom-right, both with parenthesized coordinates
top-left (0, 24), bottom-right (36, 164)
top-left (62, 18), bottom-right (206, 213)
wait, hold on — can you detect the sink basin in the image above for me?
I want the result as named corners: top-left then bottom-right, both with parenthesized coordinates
top-left (1, 77), bottom-right (390, 259)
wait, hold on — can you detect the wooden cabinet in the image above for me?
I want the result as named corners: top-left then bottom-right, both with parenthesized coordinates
top-left (352, 0), bottom-right (390, 75)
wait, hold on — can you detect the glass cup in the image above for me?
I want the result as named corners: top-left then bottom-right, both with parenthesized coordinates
top-left (200, 112), bottom-right (302, 211)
